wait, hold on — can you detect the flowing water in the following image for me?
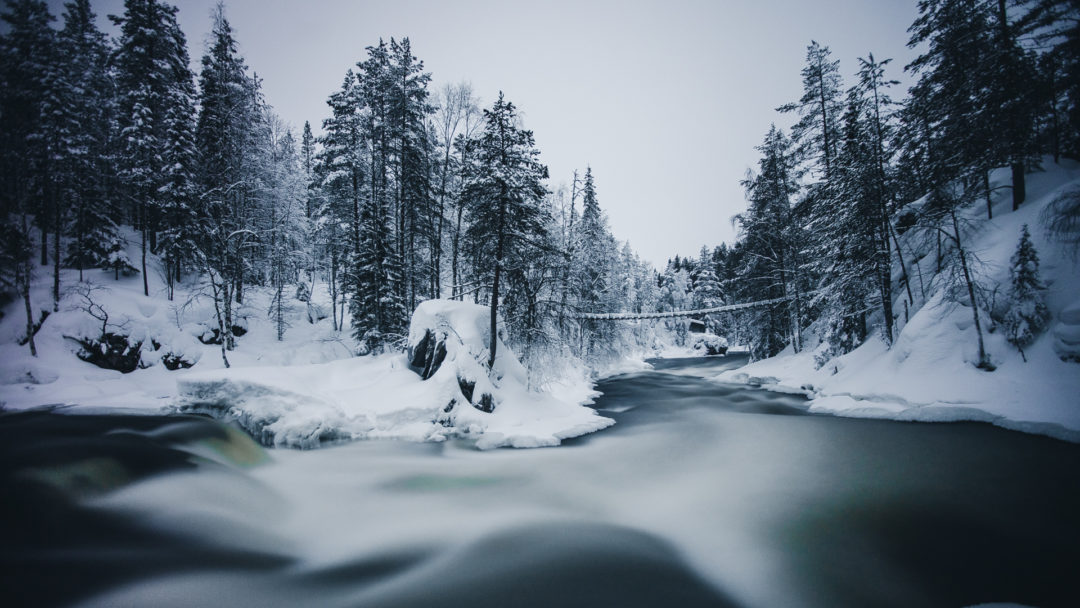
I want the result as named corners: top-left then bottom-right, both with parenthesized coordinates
top-left (2, 356), bottom-right (1078, 607)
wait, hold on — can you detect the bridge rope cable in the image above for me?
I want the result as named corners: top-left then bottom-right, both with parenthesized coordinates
top-left (575, 292), bottom-right (815, 321)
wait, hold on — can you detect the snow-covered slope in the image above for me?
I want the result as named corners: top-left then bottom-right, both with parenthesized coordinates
top-left (0, 226), bottom-right (356, 412)
top-left (716, 159), bottom-right (1080, 441)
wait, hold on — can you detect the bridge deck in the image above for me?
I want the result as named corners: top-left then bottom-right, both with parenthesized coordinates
top-left (576, 293), bottom-right (805, 321)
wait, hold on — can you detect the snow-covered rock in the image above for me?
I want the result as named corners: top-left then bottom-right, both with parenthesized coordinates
top-left (407, 300), bottom-right (526, 415)
top-left (691, 333), bottom-right (729, 356)
top-left (175, 300), bottom-right (613, 450)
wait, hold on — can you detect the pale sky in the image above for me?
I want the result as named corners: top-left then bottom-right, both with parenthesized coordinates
top-left (55, 0), bottom-right (919, 268)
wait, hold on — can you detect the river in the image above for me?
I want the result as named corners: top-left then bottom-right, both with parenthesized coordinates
top-left (2, 355), bottom-right (1078, 607)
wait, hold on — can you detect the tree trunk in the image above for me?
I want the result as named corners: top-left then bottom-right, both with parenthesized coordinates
top-left (223, 271), bottom-right (235, 351)
top-left (21, 262), bottom-right (37, 357)
top-left (330, 248), bottom-right (339, 332)
top-left (76, 204), bottom-right (84, 283)
top-left (879, 226), bottom-right (894, 345)
top-left (1011, 162), bottom-right (1025, 210)
top-left (53, 202), bottom-right (60, 312)
top-left (488, 200), bottom-right (506, 370)
top-left (488, 252), bottom-right (501, 370)
top-left (141, 211), bottom-right (149, 297)
top-left (210, 272), bottom-right (230, 369)
top-left (984, 170), bottom-right (993, 219)
top-left (951, 211), bottom-right (989, 368)
top-left (276, 283), bottom-right (284, 341)
top-left (818, 69), bottom-right (832, 179)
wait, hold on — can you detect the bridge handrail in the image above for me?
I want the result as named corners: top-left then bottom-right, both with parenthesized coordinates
top-left (575, 292), bottom-right (810, 321)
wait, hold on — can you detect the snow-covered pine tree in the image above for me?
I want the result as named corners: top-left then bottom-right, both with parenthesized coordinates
top-left (1, 0), bottom-right (56, 354)
top-left (463, 92), bottom-right (549, 369)
top-left (318, 70), bottom-right (363, 334)
top-left (814, 54), bottom-right (904, 363)
top-left (986, 0), bottom-right (1039, 211)
top-left (111, 0), bottom-right (193, 297)
top-left (691, 246), bottom-right (724, 309)
top-left (778, 40), bottom-right (844, 181)
top-left (906, 0), bottom-right (1019, 218)
top-left (264, 121), bottom-right (306, 342)
top-left (905, 1), bottom-right (1001, 370)
top-left (1004, 224), bottom-right (1049, 361)
top-left (658, 265), bottom-right (692, 346)
top-left (1018, 0), bottom-right (1079, 159)
top-left (58, 0), bottom-right (117, 284)
top-left (157, 10), bottom-right (198, 301)
top-left (194, 2), bottom-right (260, 351)
top-left (736, 125), bottom-right (803, 360)
top-left (351, 177), bottom-right (408, 353)
top-left (386, 38), bottom-right (434, 311)
top-left (573, 166), bottom-right (619, 354)
top-left (105, 235), bottom-right (137, 280)
top-left (691, 246), bottom-right (724, 333)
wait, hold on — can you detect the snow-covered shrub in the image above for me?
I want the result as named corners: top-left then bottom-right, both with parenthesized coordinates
top-left (103, 236), bottom-right (138, 280)
top-left (1003, 225), bottom-right (1049, 360)
top-left (70, 332), bottom-right (143, 373)
top-left (191, 321), bottom-right (248, 345)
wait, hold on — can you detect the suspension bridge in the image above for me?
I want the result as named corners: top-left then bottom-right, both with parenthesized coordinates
top-left (575, 292), bottom-right (808, 321)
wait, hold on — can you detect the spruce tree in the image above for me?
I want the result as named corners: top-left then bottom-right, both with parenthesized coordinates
top-left (778, 41), bottom-right (844, 180)
top-left (463, 92), bottom-right (549, 369)
top-left (1004, 224), bottom-right (1049, 360)
top-left (1, 0), bottom-right (55, 354)
top-left (386, 37), bottom-right (433, 311)
top-left (58, 0), bottom-right (116, 283)
top-left (111, 0), bottom-right (194, 297)
top-left (736, 126), bottom-right (802, 359)
top-left (194, 2), bottom-right (259, 351)
top-left (574, 166), bottom-right (617, 352)
top-left (157, 8), bottom-right (197, 300)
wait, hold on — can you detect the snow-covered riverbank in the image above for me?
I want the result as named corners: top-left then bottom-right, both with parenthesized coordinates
top-left (0, 237), bottom-right (608, 449)
top-left (713, 161), bottom-right (1080, 443)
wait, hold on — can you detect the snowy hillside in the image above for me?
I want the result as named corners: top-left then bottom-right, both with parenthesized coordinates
top-left (0, 234), bottom-right (606, 449)
top-left (0, 227), bottom-right (355, 411)
top-left (716, 159), bottom-right (1080, 441)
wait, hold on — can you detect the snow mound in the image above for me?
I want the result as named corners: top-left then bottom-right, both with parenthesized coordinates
top-left (1052, 300), bottom-right (1080, 362)
top-left (176, 300), bottom-right (613, 449)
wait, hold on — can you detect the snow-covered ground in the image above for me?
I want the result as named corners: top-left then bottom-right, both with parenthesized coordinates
top-left (0, 233), bottom-right (607, 449)
top-left (715, 159), bottom-right (1080, 442)
top-left (177, 300), bottom-right (611, 449)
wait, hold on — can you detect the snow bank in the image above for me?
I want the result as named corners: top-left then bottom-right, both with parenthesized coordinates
top-left (715, 160), bottom-right (1080, 443)
top-left (176, 300), bottom-right (613, 449)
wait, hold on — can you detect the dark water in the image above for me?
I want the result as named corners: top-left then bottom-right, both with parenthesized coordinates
top-left (2, 356), bottom-right (1079, 608)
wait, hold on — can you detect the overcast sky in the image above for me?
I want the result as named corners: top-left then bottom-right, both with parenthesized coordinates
top-left (56, 0), bottom-right (920, 268)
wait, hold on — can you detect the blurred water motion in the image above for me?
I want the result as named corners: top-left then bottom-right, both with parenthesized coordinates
top-left (2, 357), bottom-right (1078, 608)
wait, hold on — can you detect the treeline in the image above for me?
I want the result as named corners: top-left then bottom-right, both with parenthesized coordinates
top-left (684, 0), bottom-right (1079, 366)
top-left (0, 0), bottom-right (665, 372)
